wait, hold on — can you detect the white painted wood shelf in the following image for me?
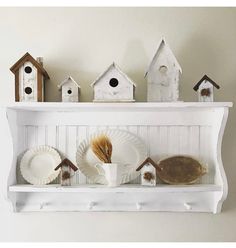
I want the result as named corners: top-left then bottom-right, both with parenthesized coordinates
top-left (1, 102), bottom-right (232, 213)
top-left (9, 184), bottom-right (222, 193)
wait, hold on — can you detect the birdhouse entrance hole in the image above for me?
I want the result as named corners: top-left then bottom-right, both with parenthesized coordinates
top-left (159, 65), bottom-right (168, 74)
top-left (109, 78), bottom-right (119, 87)
top-left (24, 66), bottom-right (32, 74)
top-left (25, 87), bottom-right (32, 95)
top-left (67, 89), bottom-right (72, 95)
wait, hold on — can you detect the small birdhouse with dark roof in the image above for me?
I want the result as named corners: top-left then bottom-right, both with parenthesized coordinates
top-left (58, 76), bottom-right (80, 102)
top-left (10, 52), bottom-right (50, 102)
top-left (55, 158), bottom-right (78, 186)
top-left (136, 157), bottom-right (159, 186)
top-left (193, 75), bottom-right (220, 102)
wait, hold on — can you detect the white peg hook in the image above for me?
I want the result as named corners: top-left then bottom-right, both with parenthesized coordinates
top-left (40, 202), bottom-right (48, 210)
top-left (184, 203), bottom-right (192, 210)
top-left (88, 202), bottom-right (95, 210)
top-left (136, 202), bottom-right (142, 210)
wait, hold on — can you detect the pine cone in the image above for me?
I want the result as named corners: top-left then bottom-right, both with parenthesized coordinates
top-left (143, 172), bottom-right (154, 181)
top-left (201, 88), bottom-right (211, 96)
top-left (62, 171), bottom-right (71, 180)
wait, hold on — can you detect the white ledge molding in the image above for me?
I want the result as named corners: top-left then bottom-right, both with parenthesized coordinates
top-left (1, 102), bottom-right (233, 213)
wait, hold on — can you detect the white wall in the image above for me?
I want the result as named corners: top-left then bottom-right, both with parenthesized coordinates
top-left (0, 7), bottom-right (236, 242)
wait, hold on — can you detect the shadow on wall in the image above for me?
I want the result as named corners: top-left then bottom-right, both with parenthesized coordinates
top-left (178, 34), bottom-right (227, 102)
top-left (122, 39), bottom-right (149, 102)
top-left (180, 34), bottom-right (236, 213)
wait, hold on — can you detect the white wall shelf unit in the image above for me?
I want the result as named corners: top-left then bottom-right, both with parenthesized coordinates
top-left (1, 102), bottom-right (232, 213)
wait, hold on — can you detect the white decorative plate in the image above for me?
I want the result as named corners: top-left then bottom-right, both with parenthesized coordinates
top-left (20, 146), bottom-right (61, 185)
top-left (76, 129), bottom-right (147, 184)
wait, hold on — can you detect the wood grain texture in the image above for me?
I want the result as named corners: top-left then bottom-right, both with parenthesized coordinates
top-left (15, 70), bottom-right (19, 102)
top-left (37, 71), bottom-right (43, 102)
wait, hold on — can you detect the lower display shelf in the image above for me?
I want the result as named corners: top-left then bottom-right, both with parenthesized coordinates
top-left (9, 184), bottom-right (222, 193)
top-left (8, 184), bottom-right (224, 213)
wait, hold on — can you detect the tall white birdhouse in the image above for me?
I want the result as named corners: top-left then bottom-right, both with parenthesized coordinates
top-left (91, 62), bottom-right (136, 102)
top-left (54, 158), bottom-right (78, 186)
top-left (58, 76), bottom-right (80, 102)
top-left (145, 38), bottom-right (182, 102)
top-left (10, 52), bottom-right (50, 102)
top-left (136, 157), bottom-right (158, 186)
top-left (193, 74), bottom-right (220, 102)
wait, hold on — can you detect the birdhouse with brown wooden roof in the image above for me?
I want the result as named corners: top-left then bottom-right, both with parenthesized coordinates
top-left (136, 157), bottom-right (158, 186)
top-left (10, 52), bottom-right (50, 102)
top-left (55, 158), bottom-right (78, 186)
top-left (193, 74), bottom-right (220, 102)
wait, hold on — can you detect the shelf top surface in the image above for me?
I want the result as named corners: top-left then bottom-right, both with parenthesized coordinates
top-left (3, 102), bottom-right (233, 112)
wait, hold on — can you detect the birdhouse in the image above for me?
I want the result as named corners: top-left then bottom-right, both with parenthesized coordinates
top-left (58, 76), bottom-right (80, 102)
top-left (193, 75), bottom-right (220, 102)
top-left (136, 157), bottom-right (158, 186)
top-left (145, 38), bottom-right (182, 102)
top-left (54, 158), bottom-right (78, 186)
top-left (91, 62), bottom-right (136, 102)
top-left (10, 52), bottom-right (50, 102)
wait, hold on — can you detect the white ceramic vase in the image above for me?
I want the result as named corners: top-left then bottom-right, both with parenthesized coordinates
top-left (95, 163), bottom-right (125, 187)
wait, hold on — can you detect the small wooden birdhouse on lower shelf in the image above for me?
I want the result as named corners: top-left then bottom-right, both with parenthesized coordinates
top-left (193, 75), bottom-right (220, 102)
top-left (10, 52), bottom-right (50, 102)
top-left (136, 157), bottom-right (158, 186)
top-left (58, 76), bottom-right (80, 102)
top-left (91, 62), bottom-right (136, 102)
top-left (55, 158), bottom-right (78, 186)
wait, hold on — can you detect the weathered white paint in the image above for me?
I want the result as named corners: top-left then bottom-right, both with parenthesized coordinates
top-left (91, 63), bottom-right (136, 102)
top-left (145, 38), bottom-right (182, 102)
top-left (197, 80), bottom-right (214, 102)
top-left (58, 76), bottom-right (80, 102)
top-left (19, 62), bottom-right (38, 102)
top-left (141, 164), bottom-right (156, 186)
top-left (3, 102), bottom-right (232, 212)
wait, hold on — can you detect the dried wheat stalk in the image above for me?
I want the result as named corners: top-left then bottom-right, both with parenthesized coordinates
top-left (91, 134), bottom-right (112, 163)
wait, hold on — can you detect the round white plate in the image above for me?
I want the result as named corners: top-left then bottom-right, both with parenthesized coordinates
top-left (76, 129), bottom-right (147, 184)
top-left (20, 146), bottom-right (61, 185)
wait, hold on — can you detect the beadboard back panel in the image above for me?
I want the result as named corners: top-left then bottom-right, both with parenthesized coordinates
top-left (16, 124), bottom-right (214, 185)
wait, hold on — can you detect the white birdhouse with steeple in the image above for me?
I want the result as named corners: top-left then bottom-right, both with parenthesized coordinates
top-left (58, 76), bottom-right (80, 102)
top-left (145, 38), bottom-right (182, 102)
